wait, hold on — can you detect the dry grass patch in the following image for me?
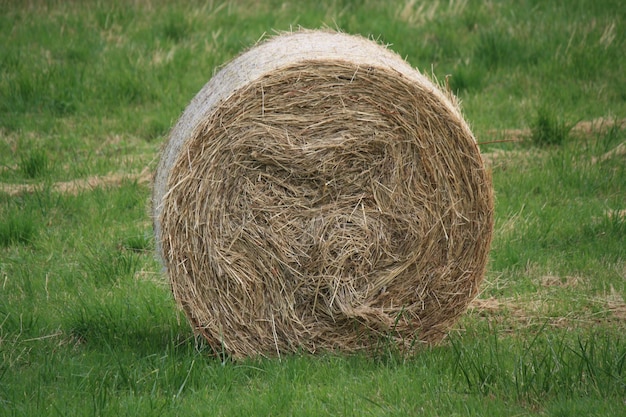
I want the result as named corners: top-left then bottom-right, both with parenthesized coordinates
top-left (481, 117), bottom-right (626, 145)
top-left (0, 169), bottom-right (152, 197)
top-left (469, 282), bottom-right (626, 331)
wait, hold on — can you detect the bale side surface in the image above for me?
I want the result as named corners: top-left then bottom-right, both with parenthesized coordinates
top-left (154, 31), bottom-right (494, 358)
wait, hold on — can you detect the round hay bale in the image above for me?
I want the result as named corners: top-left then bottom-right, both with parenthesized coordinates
top-left (153, 30), bottom-right (494, 358)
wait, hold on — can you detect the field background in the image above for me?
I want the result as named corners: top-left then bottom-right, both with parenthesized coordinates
top-left (1, 0), bottom-right (625, 415)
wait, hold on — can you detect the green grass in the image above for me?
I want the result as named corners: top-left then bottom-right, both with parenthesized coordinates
top-left (530, 107), bottom-right (573, 146)
top-left (0, 205), bottom-right (38, 247)
top-left (1, 0), bottom-right (625, 415)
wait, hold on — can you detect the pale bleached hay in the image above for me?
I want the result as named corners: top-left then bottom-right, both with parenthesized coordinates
top-left (153, 31), bottom-right (494, 358)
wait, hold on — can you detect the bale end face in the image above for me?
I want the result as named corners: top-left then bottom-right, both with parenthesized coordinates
top-left (153, 31), bottom-right (494, 358)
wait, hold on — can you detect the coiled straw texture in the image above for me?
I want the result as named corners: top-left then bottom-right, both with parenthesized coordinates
top-left (153, 31), bottom-right (493, 358)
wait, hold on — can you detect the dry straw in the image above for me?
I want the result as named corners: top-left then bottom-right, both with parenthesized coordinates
top-left (153, 30), bottom-right (494, 358)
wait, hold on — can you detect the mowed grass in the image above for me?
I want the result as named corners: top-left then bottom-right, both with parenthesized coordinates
top-left (1, 0), bottom-right (625, 415)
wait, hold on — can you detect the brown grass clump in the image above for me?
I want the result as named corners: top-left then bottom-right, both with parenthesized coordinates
top-left (0, 169), bottom-right (151, 197)
top-left (152, 31), bottom-right (494, 358)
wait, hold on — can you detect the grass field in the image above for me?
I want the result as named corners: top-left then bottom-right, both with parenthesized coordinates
top-left (1, 0), bottom-right (625, 415)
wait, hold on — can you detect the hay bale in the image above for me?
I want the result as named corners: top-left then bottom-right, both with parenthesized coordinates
top-left (153, 30), bottom-right (493, 358)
